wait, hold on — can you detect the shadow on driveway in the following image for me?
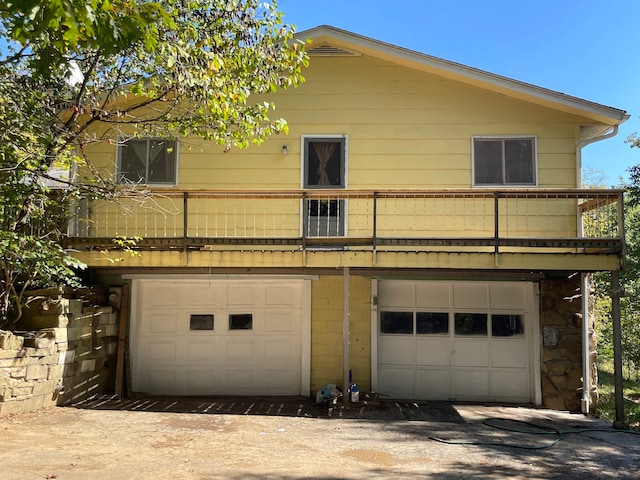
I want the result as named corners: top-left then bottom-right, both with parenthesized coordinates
top-left (70, 394), bottom-right (468, 423)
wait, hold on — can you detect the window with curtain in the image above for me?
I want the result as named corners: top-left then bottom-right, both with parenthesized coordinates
top-left (117, 138), bottom-right (177, 185)
top-left (473, 137), bottom-right (536, 186)
top-left (303, 137), bottom-right (345, 188)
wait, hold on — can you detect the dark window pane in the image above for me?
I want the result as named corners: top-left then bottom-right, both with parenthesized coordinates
top-left (504, 139), bottom-right (534, 184)
top-left (380, 311), bottom-right (413, 334)
top-left (416, 312), bottom-right (449, 334)
top-left (229, 313), bottom-right (253, 330)
top-left (118, 138), bottom-right (177, 185)
top-left (148, 140), bottom-right (177, 183)
top-left (492, 314), bottom-right (525, 337)
top-left (119, 139), bottom-right (147, 183)
top-left (474, 140), bottom-right (503, 184)
top-left (305, 139), bottom-right (344, 187)
top-left (190, 314), bottom-right (214, 331)
top-left (454, 313), bottom-right (488, 336)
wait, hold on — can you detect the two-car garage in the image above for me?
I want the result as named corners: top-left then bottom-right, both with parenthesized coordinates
top-left (128, 276), bottom-right (539, 404)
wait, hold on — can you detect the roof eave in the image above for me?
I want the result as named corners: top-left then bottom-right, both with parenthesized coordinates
top-left (296, 26), bottom-right (627, 126)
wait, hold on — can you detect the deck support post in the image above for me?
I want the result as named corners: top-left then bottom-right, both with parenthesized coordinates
top-left (343, 266), bottom-right (350, 405)
top-left (611, 269), bottom-right (625, 427)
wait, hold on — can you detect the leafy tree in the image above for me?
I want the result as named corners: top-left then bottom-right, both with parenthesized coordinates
top-left (0, 0), bottom-right (307, 329)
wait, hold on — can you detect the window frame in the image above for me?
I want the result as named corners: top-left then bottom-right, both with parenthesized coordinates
top-left (301, 135), bottom-right (348, 189)
top-left (471, 135), bottom-right (537, 187)
top-left (116, 137), bottom-right (179, 187)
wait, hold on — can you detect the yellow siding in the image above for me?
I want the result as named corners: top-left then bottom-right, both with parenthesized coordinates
top-left (83, 53), bottom-right (588, 191)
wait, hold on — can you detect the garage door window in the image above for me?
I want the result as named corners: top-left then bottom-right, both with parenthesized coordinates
top-left (491, 314), bottom-right (524, 337)
top-left (416, 312), bottom-right (449, 334)
top-left (454, 313), bottom-right (488, 336)
top-left (229, 313), bottom-right (253, 330)
top-left (190, 314), bottom-right (214, 331)
top-left (381, 311), bottom-right (450, 335)
top-left (380, 311), bottom-right (413, 334)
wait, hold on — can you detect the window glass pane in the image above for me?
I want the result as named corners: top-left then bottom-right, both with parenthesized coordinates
top-left (119, 139), bottom-right (148, 183)
top-left (229, 313), bottom-right (253, 330)
top-left (454, 313), bottom-right (488, 336)
top-left (118, 138), bottom-right (177, 185)
top-left (492, 314), bottom-right (525, 337)
top-left (190, 314), bottom-right (214, 331)
top-left (305, 139), bottom-right (344, 187)
top-left (474, 140), bottom-right (503, 184)
top-left (416, 312), bottom-right (449, 334)
top-left (504, 139), bottom-right (534, 184)
top-left (148, 140), bottom-right (177, 183)
top-left (380, 311), bottom-right (413, 334)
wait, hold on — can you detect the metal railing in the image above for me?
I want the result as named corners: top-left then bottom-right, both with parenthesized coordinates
top-left (68, 189), bottom-right (625, 254)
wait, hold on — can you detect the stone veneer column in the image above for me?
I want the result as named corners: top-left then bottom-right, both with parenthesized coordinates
top-left (539, 275), bottom-right (596, 411)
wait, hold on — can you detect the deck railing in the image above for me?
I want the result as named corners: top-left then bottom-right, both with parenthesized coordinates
top-left (67, 189), bottom-right (625, 254)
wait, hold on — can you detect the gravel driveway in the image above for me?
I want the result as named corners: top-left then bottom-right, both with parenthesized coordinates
top-left (0, 396), bottom-right (638, 479)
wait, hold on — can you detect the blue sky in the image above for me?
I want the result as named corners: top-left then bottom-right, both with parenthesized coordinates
top-left (279, 0), bottom-right (640, 186)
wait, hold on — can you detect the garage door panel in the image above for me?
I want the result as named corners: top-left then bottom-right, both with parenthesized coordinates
top-left (225, 339), bottom-right (257, 362)
top-left (228, 285), bottom-right (261, 306)
top-left (415, 370), bottom-right (451, 399)
top-left (378, 337), bottom-right (414, 365)
top-left (265, 311), bottom-right (296, 332)
top-left (453, 370), bottom-right (490, 398)
top-left (266, 285), bottom-right (300, 307)
top-left (142, 340), bottom-right (177, 362)
top-left (264, 368), bottom-right (301, 393)
top-left (490, 371), bottom-right (530, 400)
top-left (186, 340), bottom-right (216, 360)
top-left (453, 284), bottom-right (488, 309)
top-left (186, 370), bottom-right (216, 392)
top-left (415, 282), bottom-right (450, 309)
top-left (454, 341), bottom-right (489, 367)
top-left (490, 284), bottom-right (527, 310)
top-left (491, 340), bottom-right (528, 368)
top-left (225, 369), bottom-right (255, 393)
top-left (145, 285), bottom-right (179, 307)
top-left (378, 280), bottom-right (414, 307)
top-left (416, 338), bottom-right (450, 366)
top-left (144, 313), bottom-right (178, 334)
top-left (378, 368), bottom-right (414, 397)
top-left (148, 369), bottom-right (177, 394)
top-left (265, 339), bottom-right (298, 363)
top-left (182, 284), bottom-right (226, 306)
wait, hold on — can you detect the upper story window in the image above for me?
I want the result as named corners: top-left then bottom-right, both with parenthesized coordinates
top-left (472, 137), bottom-right (536, 186)
top-left (303, 136), bottom-right (346, 188)
top-left (117, 138), bottom-right (177, 185)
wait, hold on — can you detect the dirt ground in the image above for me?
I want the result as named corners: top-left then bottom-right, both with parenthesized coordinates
top-left (0, 396), bottom-right (639, 480)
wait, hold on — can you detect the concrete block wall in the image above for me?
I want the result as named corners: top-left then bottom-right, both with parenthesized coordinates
top-left (0, 291), bottom-right (118, 416)
top-left (310, 275), bottom-right (372, 395)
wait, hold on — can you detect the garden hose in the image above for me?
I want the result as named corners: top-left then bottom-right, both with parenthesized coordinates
top-left (428, 417), bottom-right (640, 450)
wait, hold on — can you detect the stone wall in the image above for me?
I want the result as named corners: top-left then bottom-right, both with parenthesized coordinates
top-left (0, 291), bottom-right (118, 416)
top-left (539, 275), bottom-right (597, 412)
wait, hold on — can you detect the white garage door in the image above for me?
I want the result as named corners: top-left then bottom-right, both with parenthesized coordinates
top-left (377, 280), bottom-right (537, 403)
top-left (131, 279), bottom-right (309, 396)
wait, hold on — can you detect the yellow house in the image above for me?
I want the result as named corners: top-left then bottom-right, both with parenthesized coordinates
top-left (70, 26), bottom-right (628, 412)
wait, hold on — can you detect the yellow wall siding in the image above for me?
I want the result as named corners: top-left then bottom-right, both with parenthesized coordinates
top-left (82, 53), bottom-right (590, 191)
top-left (310, 275), bottom-right (372, 394)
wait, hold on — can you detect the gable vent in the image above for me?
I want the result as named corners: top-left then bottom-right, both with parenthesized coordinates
top-left (307, 44), bottom-right (360, 56)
